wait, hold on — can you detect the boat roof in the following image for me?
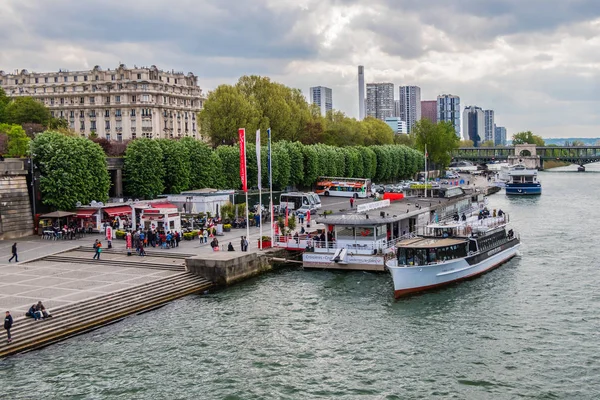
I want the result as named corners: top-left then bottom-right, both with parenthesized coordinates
top-left (396, 237), bottom-right (467, 248)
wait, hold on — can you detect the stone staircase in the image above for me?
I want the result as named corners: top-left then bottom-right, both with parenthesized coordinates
top-left (0, 272), bottom-right (212, 358)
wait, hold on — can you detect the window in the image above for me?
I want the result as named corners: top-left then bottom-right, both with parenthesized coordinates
top-left (80, 110), bottom-right (84, 118)
top-left (64, 76), bottom-right (68, 82)
top-left (35, 77), bottom-right (39, 83)
top-left (131, 119), bottom-right (136, 127)
top-left (106, 96), bottom-right (110, 104)
top-left (51, 111), bottom-right (55, 117)
top-left (142, 94), bottom-right (149, 102)
top-left (90, 96), bottom-right (95, 104)
top-left (60, 98), bottom-right (64, 105)
top-left (50, 98), bottom-right (55, 105)
top-left (137, 73), bottom-right (141, 79)
top-left (141, 84), bottom-right (148, 90)
top-left (115, 109), bottom-right (122, 117)
top-left (95, 75), bottom-right (99, 81)
top-left (44, 77), bottom-right (48, 83)
top-left (117, 133), bottom-right (123, 142)
top-left (175, 79), bottom-right (178, 84)
top-left (63, 87), bottom-right (66, 92)
top-left (105, 109), bottom-right (110, 118)
top-left (80, 97), bottom-right (84, 104)
top-left (14, 79), bottom-right (18, 84)
top-left (70, 121), bottom-right (75, 129)
top-left (131, 95), bottom-right (136, 103)
top-left (91, 121), bottom-right (96, 130)
top-left (130, 109), bottom-right (136, 117)
top-left (72, 86), bottom-right (76, 92)
top-left (167, 77), bottom-right (170, 83)
top-left (74, 76), bottom-right (78, 82)
top-left (185, 122), bottom-right (188, 131)
top-left (84, 75), bottom-right (88, 81)
top-left (116, 120), bottom-right (122, 129)
top-left (69, 111), bottom-right (75, 118)
top-left (117, 83), bottom-right (122, 90)
top-left (120, 74), bottom-right (124, 80)
top-left (90, 110), bottom-right (96, 117)
top-left (111, 75), bottom-right (115, 81)
top-left (115, 95), bottom-right (121, 103)
top-left (105, 121), bottom-right (110, 129)
top-left (80, 121), bottom-right (85, 130)
top-left (106, 134), bottom-right (111, 141)
top-left (54, 77), bottom-right (58, 83)
top-left (132, 132), bottom-right (137, 139)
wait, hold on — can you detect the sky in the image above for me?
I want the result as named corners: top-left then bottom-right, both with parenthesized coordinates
top-left (2, 0), bottom-right (600, 139)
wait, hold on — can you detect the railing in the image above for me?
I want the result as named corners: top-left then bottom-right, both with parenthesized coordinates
top-left (272, 233), bottom-right (414, 254)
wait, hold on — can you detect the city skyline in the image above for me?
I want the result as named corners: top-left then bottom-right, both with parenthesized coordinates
top-left (2, 0), bottom-right (600, 138)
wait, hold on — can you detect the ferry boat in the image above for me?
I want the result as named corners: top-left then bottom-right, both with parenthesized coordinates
top-left (505, 164), bottom-right (541, 195)
top-left (386, 214), bottom-right (520, 298)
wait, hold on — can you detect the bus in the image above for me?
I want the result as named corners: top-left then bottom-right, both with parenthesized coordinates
top-left (279, 192), bottom-right (318, 215)
top-left (315, 177), bottom-right (371, 198)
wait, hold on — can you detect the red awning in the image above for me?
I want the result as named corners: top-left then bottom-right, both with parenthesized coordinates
top-left (75, 209), bottom-right (97, 218)
top-left (150, 202), bottom-right (177, 209)
top-left (104, 206), bottom-right (133, 217)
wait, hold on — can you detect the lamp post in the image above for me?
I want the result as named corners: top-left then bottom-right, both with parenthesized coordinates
top-left (30, 148), bottom-right (37, 234)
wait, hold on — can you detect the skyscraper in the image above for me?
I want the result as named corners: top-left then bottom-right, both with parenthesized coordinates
top-left (398, 86), bottom-right (421, 133)
top-left (437, 94), bottom-right (461, 138)
top-left (366, 83), bottom-right (395, 120)
top-left (495, 126), bottom-right (507, 146)
top-left (463, 106), bottom-right (485, 146)
top-left (484, 109), bottom-right (495, 143)
top-left (309, 86), bottom-right (333, 116)
top-left (420, 100), bottom-right (437, 124)
top-left (358, 66), bottom-right (365, 120)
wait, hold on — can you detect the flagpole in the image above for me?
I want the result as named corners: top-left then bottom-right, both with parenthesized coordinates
top-left (424, 144), bottom-right (428, 198)
top-left (239, 128), bottom-right (250, 247)
top-left (256, 129), bottom-right (262, 250)
top-left (268, 128), bottom-right (274, 245)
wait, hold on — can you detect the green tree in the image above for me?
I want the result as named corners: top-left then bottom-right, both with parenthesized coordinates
top-left (181, 137), bottom-right (218, 189)
top-left (394, 133), bottom-right (416, 147)
top-left (4, 97), bottom-right (51, 126)
top-left (123, 139), bottom-right (165, 199)
top-left (512, 131), bottom-right (545, 146)
top-left (0, 123), bottom-right (30, 157)
top-left (459, 139), bottom-right (474, 147)
top-left (158, 139), bottom-right (191, 194)
top-left (413, 120), bottom-right (459, 170)
top-left (215, 145), bottom-right (241, 190)
top-left (199, 85), bottom-right (260, 146)
top-left (362, 117), bottom-right (394, 146)
top-left (0, 87), bottom-right (10, 123)
top-left (480, 140), bottom-right (495, 147)
top-left (32, 131), bottom-right (110, 210)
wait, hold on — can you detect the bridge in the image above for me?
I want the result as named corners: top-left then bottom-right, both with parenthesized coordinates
top-left (452, 144), bottom-right (600, 169)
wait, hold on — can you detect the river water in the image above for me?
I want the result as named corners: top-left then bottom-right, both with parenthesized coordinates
top-left (2, 165), bottom-right (600, 399)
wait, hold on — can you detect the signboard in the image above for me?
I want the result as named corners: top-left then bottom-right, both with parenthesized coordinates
top-left (302, 253), bottom-right (385, 266)
top-left (356, 199), bottom-right (390, 213)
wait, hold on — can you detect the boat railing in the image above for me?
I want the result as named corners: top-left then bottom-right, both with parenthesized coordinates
top-left (272, 232), bottom-right (415, 254)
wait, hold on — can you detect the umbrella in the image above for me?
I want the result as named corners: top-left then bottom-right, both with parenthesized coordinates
top-left (40, 211), bottom-right (76, 218)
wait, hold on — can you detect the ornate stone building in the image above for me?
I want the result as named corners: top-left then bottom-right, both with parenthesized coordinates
top-left (0, 64), bottom-right (205, 141)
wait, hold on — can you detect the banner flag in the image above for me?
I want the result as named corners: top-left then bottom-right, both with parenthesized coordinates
top-left (238, 128), bottom-right (247, 192)
top-left (256, 130), bottom-right (262, 190)
top-left (267, 128), bottom-right (272, 187)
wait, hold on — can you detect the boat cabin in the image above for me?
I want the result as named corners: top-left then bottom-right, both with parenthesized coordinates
top-left (508, 164), bottom-right (538, 184)
top-left (396, 237), bottom-right (468, 266)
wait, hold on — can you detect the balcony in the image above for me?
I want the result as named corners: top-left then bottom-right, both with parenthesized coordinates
top-left (116, 127), bottom-right (123, 133)
top-left (131, 127), bottom-right (136, 133)
top-left (115, 116), bottom-right (122, 121)
top-left (141, 127), bottom-right (152, 132)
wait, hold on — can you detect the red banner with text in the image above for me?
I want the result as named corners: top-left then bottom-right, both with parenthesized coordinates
top-left (239, 128), bottom-right (247, 192)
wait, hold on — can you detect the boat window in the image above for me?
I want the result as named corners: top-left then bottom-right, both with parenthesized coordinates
top-left (415, 249), bottom-right (427, 266)
top-left (336, 226), bottom-right (355, 239)
top-left (356, 226), bottom-right (375, 239)
top-left (397, 248), bottom-right (407, 265)
top-left (428, 248), bottom-right (438, 263)
top-left (376, 225), bottom-right (387, 239)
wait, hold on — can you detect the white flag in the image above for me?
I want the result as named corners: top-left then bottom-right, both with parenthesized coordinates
top-left (256, 129), bottom-right (261, 190)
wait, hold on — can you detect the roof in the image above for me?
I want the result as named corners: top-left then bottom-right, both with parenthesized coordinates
top-left (396, 237), bottom-right (467, 248)
top-left (150, 202), bottom-right (178, 209)
top-left (40, 211), bottom-right (76, 218)
top-left (75, 209), bottom-right (97, 218)
top-left (103, 205), bottom-right (133, 217)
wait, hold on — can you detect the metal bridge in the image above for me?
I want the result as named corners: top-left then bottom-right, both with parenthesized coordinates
top-left (452, 145), bottom-right (600, 168)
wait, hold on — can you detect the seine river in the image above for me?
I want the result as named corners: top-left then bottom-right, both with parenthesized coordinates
top-left (2, 165), bottom-right (600, 399)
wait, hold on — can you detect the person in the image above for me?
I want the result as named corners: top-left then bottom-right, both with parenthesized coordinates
top-left (8, 242), bottom-right (18, 263)
top-left (227, 242), bottom-right (235, 251)
top-left (93, 241), bottom-right (102, 260)
top-left (498, 209), bottom-right (504, 217)
top-left (4, 311), bottom-right (13, 343)
top-left (300, 226), bottom-right (305, 234)
top-left (350, 197), bottom-right (355, 208)
top-left (243, 236), bottom-right (249, 252)
top-left (298, 212), bottom-right (305, 225)
top-left (36, 301), bottom-right (50, 319)
top-left (211, 238), bottom-right (219, 251)
top-left (240, 236), bottom-right (245, 252)
top-left (203, 229), bottom-right (209, 244)
top-left (26, 304), bottom-right (41, 320)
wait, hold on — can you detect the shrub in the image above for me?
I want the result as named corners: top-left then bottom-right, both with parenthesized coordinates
top-left (183, 230), bottom-right (199, 240)
top-left (115, 230), bottom-right (126, 239)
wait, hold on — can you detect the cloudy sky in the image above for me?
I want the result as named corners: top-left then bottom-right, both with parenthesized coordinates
top-left (2, 0), bottom-right (600, 138)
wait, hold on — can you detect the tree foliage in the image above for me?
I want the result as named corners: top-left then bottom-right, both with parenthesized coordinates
top-left (32, 131), bottom-right (110, 210)
top-left (158, 139), bottom-right (191, 194)
top-left (0, 123), bottom-right (30, 157)
top-left (4, 97), bottom-right (51, 126)
top-left (512, 131), bottom-right (545, 146)
top-left (413, 120), bottom-right (459, 169)
top-left (123, 138), bottom-right (165, 199)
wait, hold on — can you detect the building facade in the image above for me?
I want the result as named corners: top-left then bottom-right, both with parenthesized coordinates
top-left (420, 100), bottom-right (437, 124)
top-left (484, 109), bottom-right (495, 143)
top-left (384, 117), bottom-right (408, 134)
top-left (463, 106), bottom-right (485, 146)
top-left (398, 86), bottom-right (421, 133)
top-left (0, 64), bottom-right (205, 141)
top-left (358, 66), bottom-right (365, 120)
top-left (309, 86), bottom-right (333, 116)
top-left (495, 126), bottom-right (507, 146)
top-left (437, 94), bottom-right (461, 138)
top-left (366, 83), bottom-right (395, 120)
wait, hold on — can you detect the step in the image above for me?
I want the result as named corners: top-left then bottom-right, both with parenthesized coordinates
top-left (74, 246), bottom-right (195, 259)
top-left (38, 256), bottom-right (185, 271)
top-left (0, 275), bottom-right (212, 357)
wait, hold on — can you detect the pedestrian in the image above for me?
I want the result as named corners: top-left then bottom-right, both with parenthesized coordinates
top-left (203, 229), bottom-right (208, 243)
top-left (243, 236), bottom-right (249, 252)
top-left (8, 243), bottom-right (18, 263)
top-left (240, 236), bottom-right (245, 251)
top-left (93, 241), bottom-right (102, 260)
top-left (227, 242), bottom-right (235, 251)
top-left (350, 197), bottom-right (354, 209)
top-left (4, 311), bottom-right (13, 343)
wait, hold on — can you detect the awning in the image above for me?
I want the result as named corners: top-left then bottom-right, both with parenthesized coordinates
top-left (104, 206), bottom-right (133, 217)
top-left (150, 202), bottom-right (177, 209)
top-left (75, 209), bottom-right (97, 218)
top-left (40, 211), bottom-right (76, 218)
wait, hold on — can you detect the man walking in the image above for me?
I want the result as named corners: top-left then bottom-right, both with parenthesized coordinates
top-left (8, 243), bottom-right (18, 263)
top-left (4, 311), bottom-right (13, 343)
top-left (350, 197), bottom-right (355, 209)
top-left (93, 241), bottom-right (102, 260)
top-left (240, 236), bottom-right (246, 252)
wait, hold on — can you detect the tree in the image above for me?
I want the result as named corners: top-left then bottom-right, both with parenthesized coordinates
top-left (512, 131), bottom-right (545, 146)
top-left (459, 139), bottom-right (474, 147)
top-left (394, 133), bottom-right (416, 148)
top-left (0, 123), bottom-right (30, 157)
top-left (181, 137), bottom-right (219, 189)
top-left (199, 85), bottom-right (260, 146)
top-left (413, 120), bottom-right (459, 170)
top-left (570, 140), bottom-right (585, 147)
top-left (123, 139), bottom-right (165, 199)
top-left (158, 139), bottom-right (191, 194)
top-left (4, 97), bottom-right (51, 126)
top-left (32, 131), bottom-right (110, 210)
top-left (0, 87), bottom-right (10, 123)
top-left (480, 140), bottom-right (495, 147)
top-left (362, 117), bottom-right (394, 146)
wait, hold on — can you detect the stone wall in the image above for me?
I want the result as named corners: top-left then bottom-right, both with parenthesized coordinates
top-left (0, 159), bottom-right (34, 239)
top-left (186, 251), bottom-right (276, 286)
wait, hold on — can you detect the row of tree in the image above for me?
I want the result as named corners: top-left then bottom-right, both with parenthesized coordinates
top-left (199, 76), bottom-right (395, 147)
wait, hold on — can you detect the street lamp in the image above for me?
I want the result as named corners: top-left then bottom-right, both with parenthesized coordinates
top-left (29, 146), bottom-right (37, 234)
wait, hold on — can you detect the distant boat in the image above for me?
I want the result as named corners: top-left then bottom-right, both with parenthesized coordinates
top-left (505, 164), bottom-right (541, 195)
top-left (449, 160), bottom-right (479, 173)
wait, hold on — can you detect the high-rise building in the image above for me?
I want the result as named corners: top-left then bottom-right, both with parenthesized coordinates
top-left (394, 100), bottom-right (401, 118)
top-left (384, 117), bottom-right (408, 134)
top-left (358, 66), bottom-right (365, 120)
top-left (484, 109), bottom-right (495, 143)
top-left (463, 106), bottom-right (485, 146)
top-left (495, 126), bottom-right (507, 146)
top-left (366, 83), bottom-right (395, 120)
top-left (437, 94), bottom-right (461, 137)
top-left (398, 86), bottom-right (421, 133)
top-left (0, 64), bottom-right (205, 141)
top-left (420, 100), bottom-right (437, 124)
top-left (309, 86), bottom-right (332, 116)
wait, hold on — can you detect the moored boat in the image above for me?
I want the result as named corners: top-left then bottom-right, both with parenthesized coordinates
top-left (386, 214), bottom-right (520, 298)
top-left (505, 164), bottom-right (541, 195)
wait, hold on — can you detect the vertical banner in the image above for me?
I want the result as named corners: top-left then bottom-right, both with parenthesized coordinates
top-left (268, 128), bottom-right (274, 245)
top-left (256, 129), bottom-right (263, 250)
top-left (256, 130), bottom-right (262, 190)
top-left (238, 128), bottom-right (247, 193)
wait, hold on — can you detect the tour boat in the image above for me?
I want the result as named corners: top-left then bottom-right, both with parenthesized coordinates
top-left (505, 164), bottom-right (541, 195)
top-left (386, 214), bottom-right (520, 298)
